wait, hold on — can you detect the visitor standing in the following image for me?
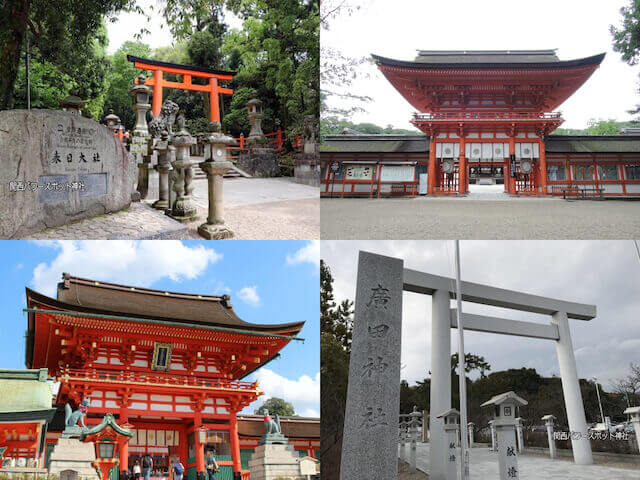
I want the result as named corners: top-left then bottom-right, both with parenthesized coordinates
top-left (142, 454), bottom-right (153, 480)
top-left (205, 451), bottom-right (219, 480)
top-left (173, 458), bottom-right (185, 480)
top-left (133, 459), bottom-right (141, 480)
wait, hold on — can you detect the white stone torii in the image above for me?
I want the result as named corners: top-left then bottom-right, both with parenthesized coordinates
top-left (403, 267), bottom-right (596, 478)
top-left (340, 252), bottom-right (596, 480)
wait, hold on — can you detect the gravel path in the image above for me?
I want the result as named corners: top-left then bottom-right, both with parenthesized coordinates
top-left (321, 197), bottom-right (640, 239)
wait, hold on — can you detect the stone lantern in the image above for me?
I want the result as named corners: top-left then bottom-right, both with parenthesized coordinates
top-left (168, 114), bottom-right (197, 222)
top-left (130, 74), bottom-right (154, 199)
top-left (623, 406), bottom-right (640, 453)
top-left (408, 406), bottom-right (421, 474)
top-left (541, 414), bottom-right (557, 458)
top-left (104, 110), bottom-right (120, 134)
top-left (198, 121), bottom-right (236, 239)
top-left (246, 91), bottom-right (267, 145)
top-left (152, 129), bottom-right (175, 211)
top-left (60, 90), bottom-right (86, 115)
top-left (436, 408), bottom-right (459, 480)
top-left (130, 74), bottom-right (152, 137)
top-left (481, 391), bottom-right (528, 480)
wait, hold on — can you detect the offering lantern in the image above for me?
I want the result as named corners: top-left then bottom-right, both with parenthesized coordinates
top-left (80, 413), bottom-right (133, 480)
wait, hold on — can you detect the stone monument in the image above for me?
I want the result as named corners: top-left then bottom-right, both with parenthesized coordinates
top-left (237, 92), bottom-right (280, 177)
top-left (623, 406), bottom-right (640, 453)
top-left (294, 115), bottom-right (320, 186)
top-left (0, 109), bottom-right (135, 238)
top-left (340, 251), bottom-right (403, 480)
top-left (198, 121), bottom-right (235, 239)
top-left (168, 114), bottom-right (197, 222)
top-left (49, 399), bottom-right (99, 480)
top-left (130, 74), bottom-right (153, 200)
top-left (481, 391), bottom-right (528, 480)
top-left (247, 410), bottom-right (305, 480)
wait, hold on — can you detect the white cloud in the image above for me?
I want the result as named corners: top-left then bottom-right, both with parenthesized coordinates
top-left (31, 241), bottom-right (221, 297)
top-left (237, 285), bottom-right (260, 306)
top-left (286, 241), bottom-right (320, 267)
top-left (242, 369), bottom-right (320, 418)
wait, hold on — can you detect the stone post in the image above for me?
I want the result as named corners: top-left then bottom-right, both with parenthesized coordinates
top-left (437, 409), bottom-right (459, 480)
top-left (198, 121), bottom-right (236, 239)
top-left (551, 310), bottom-right (593, 464)
top-left (409, 407), bottom-right (421, 474)
top-left (468, 422), bottom-right (475, 448)
top-left (168, 114), bottom-right (197, 222)
top-left (489, 420), bottom-right (497, 451)
top-left (152, 130), bottom-right (174, 210)
top-left (542, 414), bottom-right (557, 459)
top-left (623, 406), bottom-right (640, 453)
top-left (515, 417), bottom-right (524, 453)
top-left (422, 410), bottom-right (429, 442)
top-left (340, 251), bottom-right (404, 480)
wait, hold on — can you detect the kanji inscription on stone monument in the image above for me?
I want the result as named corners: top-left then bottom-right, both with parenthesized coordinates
top-left (340, 251), bottom-right (403, 480)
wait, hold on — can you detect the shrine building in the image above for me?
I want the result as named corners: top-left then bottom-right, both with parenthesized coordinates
top-left (24, 274), bottom-right (316, 480)
top-left (320, 50), bottom-right (640, 197)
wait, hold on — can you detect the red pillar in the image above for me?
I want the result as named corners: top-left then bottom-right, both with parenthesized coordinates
top-left (427, 136), bottom-right (436, 195)
top-left (152, 69), bottom-right (163, 118)
top-left (119, 407), bottom-right (129, 475)
top-left (508, 137), bottom-right (516, 195)
top-left (458, 137), bottom-right (466, 195)
top-left (194, 414), bottom-right (205, 480)
top-left (539, 137), bottom-right (548, 195)
top-left (229, 413), bottom-right (242, 479)
top-left (179, 428), bottom-right (188, 466)
top-left (209, 78), bottom-right (220, 123)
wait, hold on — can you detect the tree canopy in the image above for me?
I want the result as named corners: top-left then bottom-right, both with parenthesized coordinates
top-left (254, 397), bottom-right (295, 417)
top-left (611, 0), bottom-right (640, 116)
top-left (1, 0), bottom-right (319, 144)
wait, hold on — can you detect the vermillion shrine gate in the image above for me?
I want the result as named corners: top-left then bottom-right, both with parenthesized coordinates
top-left (127, 56), bottom-right (235, 121)
top-left (25, 274), bottom-right (307, 480)
top-left (321, 50), bottom-right (640, 198)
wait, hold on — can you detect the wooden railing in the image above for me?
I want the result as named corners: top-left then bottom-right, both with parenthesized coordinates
top-left (60, 367), bottom-right (258, 391)
top-left (413, 111), bottom-right (563, 122)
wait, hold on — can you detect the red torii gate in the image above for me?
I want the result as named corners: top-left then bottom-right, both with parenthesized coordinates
top-left (127, 55), bottom-right (235, 122)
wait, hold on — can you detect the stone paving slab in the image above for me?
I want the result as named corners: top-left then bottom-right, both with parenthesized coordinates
top-left (399, 442), bottom-right (640, 479)
top-left (25, 202), bottom-right (189, 240)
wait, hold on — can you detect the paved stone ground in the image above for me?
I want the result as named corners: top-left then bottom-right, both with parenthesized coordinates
top-left (144, 173), bottom-right (320, 240)
top-left (321, 184), bottom-right (640, 239)
top-left (399, 459), bottom-right (429, 479)
top-left (24, 174), bottom-right (319, 240)
top-left (26, 202), bottom-right (189, 240)
top-left (399, 442), bottom-right (640, 479)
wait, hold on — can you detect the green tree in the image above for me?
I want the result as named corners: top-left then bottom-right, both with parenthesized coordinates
top-left (611, 0), bottom-right (640, 116)
top-left (0, 0), bottom-right (140, 110)
top-left (320, 260), bottom-right (353, 351)
top-left (254, 397), bottom-right (295, 416)
top-left (451, 353), bottom-right (492, 378)
top-left (102, 41), bottom-right (152, 130)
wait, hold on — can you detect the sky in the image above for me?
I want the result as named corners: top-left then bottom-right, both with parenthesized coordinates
top-left (105, 0), bottom-right (243, 54)
top-left (321, 0), bottom-right (640, 129)
top-left (0, 240), bottom-right (319, 417)
top-left (322, 240), bottom-right (640, 395)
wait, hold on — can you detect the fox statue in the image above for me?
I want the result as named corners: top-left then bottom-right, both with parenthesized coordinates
top-left (263, 409), bottom-right (281, 435)
top-left (65, 398), bottom-right (90, 428)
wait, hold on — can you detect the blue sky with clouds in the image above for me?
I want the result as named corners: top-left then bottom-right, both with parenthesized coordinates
top-left (0, 240), bottom-right (319, 417)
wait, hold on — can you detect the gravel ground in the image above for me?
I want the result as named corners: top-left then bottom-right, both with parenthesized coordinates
top-left (321, 197), bottom-right (640, 239)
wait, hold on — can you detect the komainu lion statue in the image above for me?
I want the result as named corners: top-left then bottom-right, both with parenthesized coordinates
top-left (148, 100), bottom-right (180, 139)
